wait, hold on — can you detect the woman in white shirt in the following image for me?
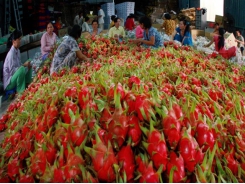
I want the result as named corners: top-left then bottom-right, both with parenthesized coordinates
top-left (82, 17), bottom-right (90, 32)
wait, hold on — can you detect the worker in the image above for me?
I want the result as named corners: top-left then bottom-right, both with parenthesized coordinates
top-left (3, 30), bottom-right (32, 94)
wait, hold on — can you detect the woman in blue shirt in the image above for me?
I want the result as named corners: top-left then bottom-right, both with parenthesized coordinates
top-left (172, 19), bottom-right (193, 46)
top-left (131, 16), bottom-right (163, 49)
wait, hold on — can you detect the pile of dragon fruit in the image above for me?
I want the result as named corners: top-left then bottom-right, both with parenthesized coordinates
top-left (0, 37), bottom-right (245, 182)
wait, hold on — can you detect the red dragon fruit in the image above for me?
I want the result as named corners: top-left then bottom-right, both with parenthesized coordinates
top-left (107, 83), bottom-right (125, 101)
top-left (106, 93), bottom-right (129, 150)
top-left (195, 122), bottom-right (215, 152)
top-left (62, 144), bottom-right (84, 182)
top-left (179, 128), bottom-right (204, 172)
top-left (19, 170), bottom-right (34, 183)
top-left (29, 148), bottom-right (47, 177)
top-left (67, 111), bottom-right (88, 147)
top-left (117, 145), bottom-right (135, 182)
top-left (7, 157), bottom-right (22, 181)
top-left (166, 151), bottom-right (185, 182)
top-left (44, 104), bottom-right (59, 128)
top-left (128, 76), bottom-right (141, 89)
top-left (124, 92), bottom-right (136, 114)
top-left (162, 115), bottom-right (181, 150)
top-left (127, 115), bottom-right (142, 147)
top-left (225, 152), bottom-right (239, 176)
top-left (135, 94), bottom-right (154, 122)
top-left (78, 86), bottom-right (91, 108)
top-left (84, 130), bottom-right (118, 182)
top-left (141, 120), bottom-right (168, 171)
top-left (136, 154), bottom-right (163, 183)
top-left (61, 100), bottom-right (79, 124)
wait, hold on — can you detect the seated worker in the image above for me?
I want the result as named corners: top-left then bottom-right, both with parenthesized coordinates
top-left (161, 13), bottom-right (175, 36)
top-left (109, 15), bottom-right (116, 28)
top-left (3, 30), bottom-right (32, 94)
top-left (235, 29), bottom-right (244, 55)
top-left (205, 27), bottom-right (236, 59)
top-left (213, 22), bottom-right (219, 35)
top-left (125, 14), bottom-right (135, 31)
top-left (130, 16), bottom-right (163, 49)
top-left (135, 24), bottom-right (144, 39)
top-left (41, 22), bottom-right (57, 60)
top-left (172, 19), bottom-right (193, 46)
top-left (90, 20), bottom-right (102, 37)
top-left (82, 16), bottom-right (90, 32)
top-left (50, 25), bottom-right (90, 75)
top-left (108, 17), bottom-right (126, 41)
top-left (209, 22), bottom-right (220, 38)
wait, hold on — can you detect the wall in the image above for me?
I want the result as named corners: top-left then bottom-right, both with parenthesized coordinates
top-left (179, 0), bottom-right (200, 10)
top-left (189, 0), bottom-right (200, 8)
top-left (179, 0), bottom-right (190, 10)
top-left (201, 0), bottom-right (223, 22)
top-left (223, 0), bottom-right (245, 41)
top-left (0, 0), bottom-right (4, 35)
top-left (224, 0), bottom-right (245, 30)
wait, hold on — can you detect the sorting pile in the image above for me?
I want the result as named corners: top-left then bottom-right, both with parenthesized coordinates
top-left (0, 37), bottom-right (245, 182)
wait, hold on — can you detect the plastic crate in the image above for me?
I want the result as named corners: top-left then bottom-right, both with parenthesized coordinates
top-left (29, 32), bottom-right (44, 42)
top-left (116, 2), bottom-right (135, 6)
top-left (36, 32), bottom-right (44, 40)
top-left (102, 3), bottom-right (115, 16)
top-left (20, 35), bottom-right (30, 46)
top-left (0, 37), bottom-right (8, 45)
top-left (117, 10), bottom-right (134, 23)
top-left (115, 2), bottom-right (135, 14)
top-left (103, 11), bottom-right (115, 16)
top-left (102, 3), bottom-right (114, 8)
top-left (2, 33), bottom-right (11, 39)
top-left (0, 44), bottom-right (7, 54)
top-left (104, 24), bottom-right (110, 30)
top-left (115, 2), bottom-right (134, 21)
top-left (29, 34), bottom-right (36, 42)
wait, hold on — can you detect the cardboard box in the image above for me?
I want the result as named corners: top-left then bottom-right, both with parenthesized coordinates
top-left (205, 28), bottom-right (214, 40)
top-left (58, 27), bottom-right (68, 37)
top-left (191, 29), bottom-right (205, 40)
top-left (205, 32), bottom-right (211, 40)
top-left (224, 32), bottom-right (237, 48)
top-left (215, 15), bottom-right (223, 26)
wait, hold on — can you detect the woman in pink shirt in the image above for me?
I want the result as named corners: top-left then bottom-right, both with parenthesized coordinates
top-left (205, 27), bottom-right (236, 59)
top-left (41, 22), bottom-right (57, 60)
top-left (135, 25), bottom-right (143, 38)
